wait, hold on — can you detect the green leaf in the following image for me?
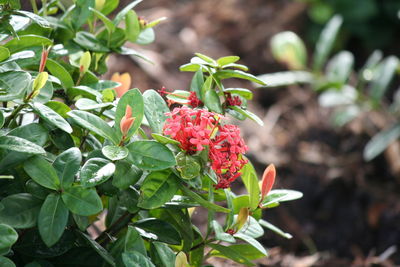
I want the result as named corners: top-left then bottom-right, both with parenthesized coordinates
top-left (70, 0), bottom-right (95, 29)
top-left (229, 106), bottom-right (263, 126)
top-left (240, 161), bottom-right (260, 210)
top-left (100, 0), bottom-right (119, 15)
top-left (89, 7), bottom-right (116, 34)
top-left (0, 224), bottom-right (18, 255)
top-left (112, 161), bottom-right (143, 189)
top-left (68, 110), bottom-right (119, 144)
top-left (102, 145), bottom-right (128, 161)
top-left (0, 47), bottom-right (10, 62)
top-left (326, 51), bottom-right (354, 84)
top-left (0, 110), bottom-right (3, 128)
top-left (165, 90), bottom-right (190, 104)
top-left (24, 156), bottom-right (60, 190)
top-left (151, 133), bottom-right (180, 145)
top-left (31, 102), bottom-right (73, 133)
top-left (318, 85), bottom-right (357, 107)
top-left (256, 71), bottom-right (313, 88)
top-left (53, 147), bottom-right (82, 188)
top-left (210, 244), bottom-right (266, 260)
top-left (75, 98), bottom-right (112, 111)
top-left (122, 251), bottom-right (154, 267)
top-left (179, 63), bottom-right (201, 72)
top-left (179, 184), bottom-right (230, 213)
top-left (135, 218), bottom-right (182, 245)
top-left (26, 180), bottom-right (52, 200)
top-left (0, 50), bottom-right (35, 65)
top-left (125, 10), bottom-right (140, 42)
top-left (364, 124), bottom-right (400, 161)
top-left (150, 242), bottom-right (176, 267)
top-left (204, 89), bottom-right (223, 113)
top-left (143, 89), bottom-right (169, 134)
top-left (73, 32), bottom-right (109, 53)
top-left (270, 31), bottom-right (307, 70)
top-left (217, 56), bottom-right (240, 66)
top-left (78, 232), bottom-right (115, 266)
top-left (215, 70), bottom-right (266, 85)
top-left (190, 69), bottom-right (204, 100)
top-left (313, 15), bottom-right (343, 71)
top-left (176, 152), bottom-right (201, 180)
top-left (208, 243), bottom-right (255, 266)
top-left (80, 158), bottom-right (115, 187)
top-left (0, 71), bottom-right (31, 101)
top-left (0, 256), bottom-right (15, 267)
top-left (67, 85), bottom-right (102, 100)
top-left (126, 140), bottom-right (176, 170)
top-left (212, 220), bottom-right (235, 243)
top-left (260, 189), bottom-right (303, 208)
top-left (233, 233), bottom-right (267, 255)
top-left (136, 27), bottom-right (155, 45)
top-left (125, 225), bottom-right (146, 255)
top-left (4, 35), bottom-right (53, 53)
top-left (223, 88), bottom-right (253, 100)
top-left (15, 10), bottom-right (50, 28)
top-left (0, 135), bottom-right (45, 154)
top-left (194, 53), bottom-right (216, 64)
top-left (62, 186), bottom-right (102, 216)
top-left (38, 194), bottom-right (69, 247)
top-left (113, 0), bottom-right (142, 25)
top-left (0, 193), bottom-right (42, 229)
top-left (258, 219), bottom-right (292, 239)
top-left (138, 170), bottom-right (179, 209)
top-left (46, 59), bottom-right (74, 89)
top-left (369, 56), bottom-right (399, 101)
top-left (115, 89), bottom-right (144, 140)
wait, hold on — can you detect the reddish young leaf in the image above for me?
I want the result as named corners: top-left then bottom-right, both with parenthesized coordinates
top-left (261, 164), bottom-right (276, 200)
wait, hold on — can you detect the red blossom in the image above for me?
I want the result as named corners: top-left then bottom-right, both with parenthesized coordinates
top-left (188, 91), bottom-right (203, 108)
top-left (163, 106), bottom-right (248, 188)
top-left (158, 86), bottom-right (168, 97)
top-left (225, 93), bottom-right (242, 106)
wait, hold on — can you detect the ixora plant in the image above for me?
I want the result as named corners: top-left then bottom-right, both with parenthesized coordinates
top-left (257, 15), bottom-right (400, 162)
top-left (0, 0), bottom-right (302, 266)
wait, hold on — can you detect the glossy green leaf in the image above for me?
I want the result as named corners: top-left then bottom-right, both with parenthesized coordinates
top-left (0, 47), bottom-right (10, 62)
top-left (112, 161), bottom-right (143, 189)
top-left (143, 89), bottom-right (169, 134)
top-left (53, 147), bottom-right (82, 188)
top-left (0, 224), bottom-right (18, 255)
top-left (217, 56), bottom-right (240, 66)
top-left (0, 256), bottom-right (15, 267)
top-left (150, 242), bottom-right (176, 267)
top-left (45, 101), bottom-right (72, 118)
top-left (4, 35), bottom-right (53, 53)
top-left (75, 98), bottom-right (112, 111)
top-left (0, 193), bottom-right (42, 229)
top-left (234, 232), bottom-right (267, 255)
top-left (80, 158), bottom-right (115, 187)
top-left (0, 50), bottom-right (35, 65)
top-left (176, 152), bottom-right (201, 180)
top-left (212, 220), bottom-right (235, 243)
top-left (364, 124), bottom-right (400, 161)
top-left (369, 56), bottom-right (399, 101)
top-left (122, 251), bottom-right (154, 267)
top-left (46, 59), bottom-right (74, 89)
top-left (78, 232), bottom-right (115, 266)
top-left (229, 106), bottom-right (263, 126)
top-left (208, 243), bottom-right (255, 266)
top-left (126, 140), bottom-right (176, 170)
top-left (68, 110), bottom-right (119, 144)
top-left (179, 184), bottom-right (230, 213)
top-left (138, 170), bottom-right (179, 209)
top-left (0, 71), bottom-right (31, 101)
top-left (62, 186), bottom-right (102, 216)
top-left (240, 161), bottom-right (260, 210)
top-left (258, 219), bottom-right (292, 239)
top-left (125, 225), bottom-right (146, 255)
top-left (260, 189), bottom-right (303, 208)
top-left (194, 53), bottom-right (216, 64)
top-left (215, 70), bottom-right (266, 85)
top-left (102, 145), bottom-right (128, 161)
top-left (115, 89), bottom-right (144, 140)
top-left (204, 89), bottom-right (223, 113)
top-left (313, 15), bottom-right (343, 71)
top-left (210, 244), bottom-right (266, 260)
top-left (125, 10), bottom-right (140, 42)
top-left (26, 180), bottom-right (52, 200)
top-left (0, 135), bottom-right (45, 154)
top-left (73, 32), bottom-right (109, 53)
top-left (135, 218), bottom-right (181, 245)
top-left (31, 102), bottom-right (73, 133)
top-left (38, 194), bottom-right (69, 247)
top-left (15, 10), bottom-right (50, 28)
top-left (23, 156), bottom-right (60, 190)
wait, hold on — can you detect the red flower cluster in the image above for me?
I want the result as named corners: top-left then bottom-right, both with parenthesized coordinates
top-left (225, 93), bottom-right (242, 106)
top-left (163, 107), bottom-right (248, 189)
top-left (188, 91), bottom-right (203, 108)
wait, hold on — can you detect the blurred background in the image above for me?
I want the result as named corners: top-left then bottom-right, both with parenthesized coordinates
top-left (86, 0), bottom-right (400, 266)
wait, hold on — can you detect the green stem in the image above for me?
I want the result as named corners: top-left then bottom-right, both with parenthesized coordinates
top-left (5, 104), bottom-right (26, 127)
top-left (42, 0), bottom-right (47, 16)
top-left (30, 0), bottom-right (38, 14)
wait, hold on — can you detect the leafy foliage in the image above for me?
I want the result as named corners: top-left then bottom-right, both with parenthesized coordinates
top-left (0, 1), bottom-right (301, 266)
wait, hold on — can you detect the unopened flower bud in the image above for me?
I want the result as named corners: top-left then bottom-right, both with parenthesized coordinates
top-left (120, 105), bottom-right (135, 136)
top-left (39, 47), bottom-right (49, 73)
top-left (79, 51), bottom-right (91, 74)
top-left (32, 72), bottom-right (48, 98)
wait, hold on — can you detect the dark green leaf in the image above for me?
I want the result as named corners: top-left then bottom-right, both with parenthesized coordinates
top-left (364, 124), bottom-right (400, 161)
top-left (0, 71), bottom-right (31, 101)
top-left (0, 224), bottom-right (18, 255)
top-left (112, 161), bottom-right (143, 189)
top-left (190, 69), bottom-right (204, 100)
top-left (46, 58), bottom-right (74, 89)
top-left (38, 194), bottom-right (69, 247)
top-left (70, 0), bottom-right (95, 30)
top-left (31, 102), bottom-right (73, 133)
top-left (62, 186), bottom-right (102, 216)
top-left (208, 243), bottom-right (255, 266)
top-left (313, 15), bottom-right (343, 71)
top-left (23, 155), bottom-right (60, 190)
top-left (78, 232), bottom-right (115, 266)
top-left (0, 135), bottom-right (45, 154)
top-left (53, 147), bottom-right (82, 188)
top-left (204, 89), bottom-right (223, 113)
top-left (176, 152), bottom-right (201, 180)
top-left (143, 89), bottom-right (169, 134)
top-left (102, 145), bottom-right (128, 161)
top-left (125, 225), bottom-right (146, 255)
top-left (0, 193), bottom-right (42, 229)
top-left (135, 218), bottom-right (181, 245)
top-left (80, 158), bottom-right (115, 187)
top-left (126, 140), bottom-right (176, 170)
top-left (122, 251), bottom-right (154, 267)
top-left (26, 180), bottom-right (52, 200)
top-left (73, 32), bottom-right (109, 53)
top-left (150, 242), bottom-right (176, 267)
top-left (0, 256), bottom-right (15, 267)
